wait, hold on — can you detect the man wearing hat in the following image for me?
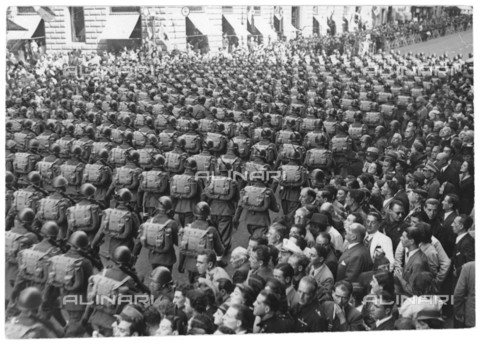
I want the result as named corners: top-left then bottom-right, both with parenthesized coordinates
top-left (423, 161), bottom-right (440, 199)
top-left (279, 238), bottom-right (303, 265)
top-left (407, 171), bottom-right (426, 190)
top-left (308, 212), bottom-right (343, 255)
top-left (362, 147), bottom-right (380, 175)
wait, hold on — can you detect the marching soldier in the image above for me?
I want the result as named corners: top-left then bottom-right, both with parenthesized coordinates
top-left (133, 196), bottom-right (179, 271)
top-left (177, 202), bottom-right (224, 284)
top-left (92, 188), bottom-right (141, 268)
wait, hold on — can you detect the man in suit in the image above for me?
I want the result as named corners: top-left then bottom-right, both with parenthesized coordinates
top-left (321, 280), bottom-right (365, 331)
top-left (230, 246), bottom-right (250, 284)
top-left (337, 223), bottom-right (373, 283)
top-left (364, 212), bottom-right (395, 270)
top-left (438, 194), bottom-right (459, 258)
top-left (450, 215), bottom-right (475, 279)
top-left (307, 244), bottom-right (334, 301)
top-left (435, 152), bottom-right (459, 188)
top-left (394, 225), bottom-right (431, 296)
top-left (247, 245), bottom-right (273, 283)
top-left (369, 291), bottom-right (396, 331)
top-left (454, 261), bottom-right (475, 328)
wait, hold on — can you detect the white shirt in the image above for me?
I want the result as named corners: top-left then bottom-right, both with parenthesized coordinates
top-left (375, 315), bottom-right (393, 328)
top-left (456, 232), bottom-right (468, 244)
top-left (327, 226), bottom-right (344, 253)
top-left (365, 231), bottom-right (395, 269)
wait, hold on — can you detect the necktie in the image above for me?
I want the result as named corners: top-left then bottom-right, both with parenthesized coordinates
top-left (364, 236), bottom-right (372, 250)
top-left (406, 251), bottom-right (410, 263)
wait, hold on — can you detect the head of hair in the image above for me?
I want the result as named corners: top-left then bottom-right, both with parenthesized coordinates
top-left (313, 244), bottom-right (330, 260)
top-left (372, 269), bottom-right (395, 295)
top-left (290, 224), bottom-right (306, 237)
top-left (457, 214), bottom-right (473, 231)
top-left (185, 289), bottom-right (208, 314)
top-left (253, 244), bottom-right (271, 266)
top-left (217, 278), bottom-right (235, 295)
top-left (274, 263), bottom-right (295, 281)
top-left (189, 313), bottom-right (214, 334)
top-left (143, 306), bottom-right (161, 327)
top-left (394, 318), bottom-right (416, 330)
top-left (334, 280), bottom-right (353, 297)
top-left (258, 289), bottom-right (281, 313)
top-left (230, 304), bottom-right (254, 333)
top-left (412, 271), bottom-right (435, 296)
top-left (405, 226), bottom-right (425, 246)
top-left (270, 222), bottom-right (288, 241)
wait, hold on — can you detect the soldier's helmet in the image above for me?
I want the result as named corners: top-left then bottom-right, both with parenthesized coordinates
top-left (184, 158), bottom-right (197, 171)
top-left (52, 176), bottom-right (68, 189)
top-left (17, 287), bottom-right (43, 311)
top-left (40, 221), bottom-right (60, 238)
top-left (80, 183), bottom-right (96, 197)
top-left (152, 154), bottom-right (166, 167)
top-left (69, 231), bottom-right (89, 249)
top-left (158, 196), bottom-right (173, 214)
top-left (150, 266), bottom-right (173, 288)
top-left (6, 171), bottom-right (15, 185)
top-left (18, 208), bottom-right (35, 224)
top-left (27, 171), bottom-right (42, 186)
top-left (193, 201), bottom-right (211, 218)
top-left (113, 246), bottom-right (132, 265)
top-left (117, 188), bottom-right (133, 202)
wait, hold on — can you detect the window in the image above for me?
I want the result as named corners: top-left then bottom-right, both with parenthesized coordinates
top-left (189, 6), bottom-right (204, 13)
top-left (111, 7), bottom-right (140, 14)
top-left (222, 6), bottom-right (233, 13)
top-left (17, 6), bottom-right (36, 14)
top-left (313, 6), bottom-right (318, 15)
top-left (254, 6), bottom-right (261, 15)
top-left (69, 7), bottom-right (85, 43)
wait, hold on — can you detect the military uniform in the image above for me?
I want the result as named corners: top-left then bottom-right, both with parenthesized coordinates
top-left (92, 204), bottom-right (141, 268)
top-left (291, 299), bottom-right (329, 333)
top-left (133, 213), bottom-right (179, 270)
top-left (257, 313), bottom-right (295, 334)
top-left (178, 219), bottom-right (224, 284)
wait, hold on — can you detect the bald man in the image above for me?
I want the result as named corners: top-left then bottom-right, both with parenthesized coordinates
top-left (337, 223), bottom-right (373, 282)
top-left (435, 152), bottom-right (459, 188)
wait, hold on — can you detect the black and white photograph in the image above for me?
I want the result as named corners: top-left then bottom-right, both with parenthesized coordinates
top-left (3, 1), bottom-right (476, 343)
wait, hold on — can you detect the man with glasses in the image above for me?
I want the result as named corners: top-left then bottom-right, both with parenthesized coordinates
top-left (383, 200), bottom-right (409, 250)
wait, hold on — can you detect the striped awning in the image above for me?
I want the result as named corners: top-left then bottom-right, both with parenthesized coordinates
top-left (7, 16), bottom-right (42, 40)
top-left (101, 14), bottom-right (140, 39)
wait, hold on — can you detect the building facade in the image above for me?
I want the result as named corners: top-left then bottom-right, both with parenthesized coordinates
top-left (7, 5), bottom-right (454, 54)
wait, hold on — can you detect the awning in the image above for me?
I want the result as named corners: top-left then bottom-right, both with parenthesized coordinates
top-left (252, 16), bottom-right (276, 39)
top-left (7, 19), bottom-right (28, 31)
top-left (187, 13), bottom-right (218, 37)
top-left (101, 14), bottom-right (140, 39)
top-left (223, 14), bottom-right (249, 37)
top-left (7, 16), bottom-right (42, 40)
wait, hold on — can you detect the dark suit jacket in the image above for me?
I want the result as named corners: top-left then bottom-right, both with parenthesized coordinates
top-left (438, 211), bottom-right (457, 258)
top-left (373, 317), bottom-right (396, 331)
top-left (458, 176), bottom-right (474, 215)
top-left (393, 189), bottom-right (410, 214)
top-left (399, 249), bottom-right (430, 296)
top-left (451, 233), bottom-right (475, 276)
top-left (337, 243), bottom-right (373, 283)
top-left (232, 262), bottom-right (250, 284)
top-left (438, 164), bottom-right (459, 188)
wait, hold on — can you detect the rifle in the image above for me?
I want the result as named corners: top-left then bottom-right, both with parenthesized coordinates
top-left (28, 182), bottom-right (50, 196)
top-left (99, 253), bottom-right (150, 294)
top-left (78, 246), bottom-right (104, 270)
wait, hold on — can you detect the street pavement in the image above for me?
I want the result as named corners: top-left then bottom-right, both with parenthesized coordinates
top-left (397, 28), bottom-right (473, 58)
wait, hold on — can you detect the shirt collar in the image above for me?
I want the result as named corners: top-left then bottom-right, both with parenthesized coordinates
top-left (348, 242), bottom-right (360, 250)
top-left (456, 232), bottom-right (468, 244)
top-left (375, 315), bottom-right (393, 328)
